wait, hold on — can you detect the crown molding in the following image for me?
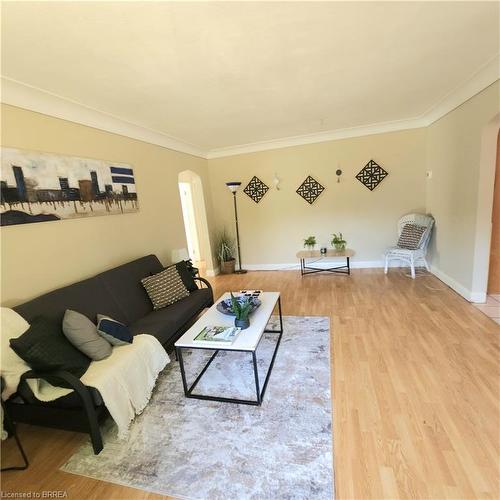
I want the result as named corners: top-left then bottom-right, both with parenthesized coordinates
top-left (2, 53), bottom-right (499, 160)
top-left (205, 117), bottom-right (427, 159)
top-left (0, 77), bottom-right (208, 159)
top-left (420, 53), bottom-right (500, 126)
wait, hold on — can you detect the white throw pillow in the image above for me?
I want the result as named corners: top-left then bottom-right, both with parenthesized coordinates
top-left (1, 307), bottom-right (31, 400)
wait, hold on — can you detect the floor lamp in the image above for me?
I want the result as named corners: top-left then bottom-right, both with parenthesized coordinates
top-left (226, 181), bottom-right (247, 274)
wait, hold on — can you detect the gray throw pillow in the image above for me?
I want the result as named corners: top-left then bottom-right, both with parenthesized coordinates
top-left (62, 309), bottom-right (112, 361)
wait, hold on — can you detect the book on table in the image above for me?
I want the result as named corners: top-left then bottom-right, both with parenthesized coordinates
top-left (194, 325), bottom-right (241, 344)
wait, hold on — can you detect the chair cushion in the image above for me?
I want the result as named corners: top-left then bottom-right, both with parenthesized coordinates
top-left (129, 288), bottom-right (212, 345)
top-left (397, 223), bottom-right (427, 250)
top-left (62, 309), bottom-right (112, 361)
top-left (9, 317), bottom-right (91, 389)
top-left (141, 266), bottom-right (190, 310)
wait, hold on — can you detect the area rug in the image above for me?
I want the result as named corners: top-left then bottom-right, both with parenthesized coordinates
top-left (61, 316), bottom-right (333, 499)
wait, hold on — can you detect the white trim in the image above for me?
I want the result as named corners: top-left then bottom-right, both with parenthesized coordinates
top-left (429, 265), bottom-right (484, 303)
top-left (1, 77), bottom-right (207, 159)
top-left (205, 118), bottom-right (426, 159)
top-left (470, 292), bottom-right (488, 304)
top-left (206, 266), bottom-right (219, 277)
top-left (421, 54), bottom-right (500, 126)
top-left (1, 55), bottom-right (498, 159)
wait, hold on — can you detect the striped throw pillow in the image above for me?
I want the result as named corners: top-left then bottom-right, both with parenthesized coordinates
top-left (397, 223), bottom-right (427, 250)
top-left (141, 266), bottom-right (190, 310)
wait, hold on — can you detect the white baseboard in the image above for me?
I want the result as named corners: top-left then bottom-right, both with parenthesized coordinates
top-left (430, 265), bottom-right (485, 303)
top-left (205, 267), bottom-right (219, 277)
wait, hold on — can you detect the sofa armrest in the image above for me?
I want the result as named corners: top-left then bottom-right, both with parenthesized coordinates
top-left (19, 369), bottom-right (103, 453)
top-left (20, 370), bottom-right (95, 404)
top-left (193, 276), bottom-right (212, 290)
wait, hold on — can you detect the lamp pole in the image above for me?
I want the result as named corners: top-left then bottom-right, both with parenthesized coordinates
top-left (226, 182), bottom-right (247, 274)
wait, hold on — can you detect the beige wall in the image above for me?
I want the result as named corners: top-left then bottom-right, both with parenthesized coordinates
top-left (1, 104), bottom-right (215, 307)
top-left (3, 83), bottom-right (498, 306)
top-left (208, 129), bottom-right (427, 267)
top-left (426, 82), bottom-right (500, 295)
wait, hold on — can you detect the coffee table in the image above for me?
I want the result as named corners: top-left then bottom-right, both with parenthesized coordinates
top-left (174, 292), bottom-right (283, 406)
top-left (297, 248), bottom-right (355, 275)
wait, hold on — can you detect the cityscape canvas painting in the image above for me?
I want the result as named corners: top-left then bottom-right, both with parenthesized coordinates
top-left (1, 148), bottom-right (138, 226)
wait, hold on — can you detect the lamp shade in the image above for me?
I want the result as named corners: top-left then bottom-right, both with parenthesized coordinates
top-left (225, 181), bottom-right (242, 193)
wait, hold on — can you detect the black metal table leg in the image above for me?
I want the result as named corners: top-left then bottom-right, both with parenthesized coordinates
top-left (347, 256), bottom-right (350, 275)
top-left (178, 297), bottom-right (284, 406)
top-left (252, 351), bottom-right (261, 404)
top-left (176, 346), bottom-right (189, 396)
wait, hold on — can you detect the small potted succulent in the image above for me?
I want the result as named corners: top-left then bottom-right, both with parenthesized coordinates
top-left (331, 232), bottom-right (347, 251)
top-left (303, 236), bottom-right (317, 250)
top-left (230, 292), bottom-right (253, 329)
top-left (215, 229), bottom-right (236, 274)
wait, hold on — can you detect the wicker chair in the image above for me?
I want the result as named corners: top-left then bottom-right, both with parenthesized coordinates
top-left (384, 213), bottom-right (435, 279)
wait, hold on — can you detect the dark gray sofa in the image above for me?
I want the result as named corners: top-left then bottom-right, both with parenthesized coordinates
top-left (6, 254), bottom-right (214, 454)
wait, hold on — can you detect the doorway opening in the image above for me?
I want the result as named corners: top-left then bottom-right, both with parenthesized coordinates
top-left (179, 181), bottom-right (200, 261)
top-left (178, 170), bottom-right (214, 275)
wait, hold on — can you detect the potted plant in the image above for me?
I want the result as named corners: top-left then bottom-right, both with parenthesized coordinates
top-left (215, 229), bottom-right (236, 274)
top-left (230, 292), bottom-right (253, 329)
top-left (331, 232), bottom-right (347, 251)
top-left (303, 236), bottom-right (317, 250)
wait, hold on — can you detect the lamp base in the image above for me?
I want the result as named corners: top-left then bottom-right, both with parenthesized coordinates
top-left (235, 269), bottom-right (248, 274)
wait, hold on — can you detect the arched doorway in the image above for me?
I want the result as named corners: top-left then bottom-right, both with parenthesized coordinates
top-left (178, 170), bottom-right (214, 275)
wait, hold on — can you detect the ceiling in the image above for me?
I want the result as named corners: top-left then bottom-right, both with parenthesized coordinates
top-left (1, 1), bottom-right (499, 156)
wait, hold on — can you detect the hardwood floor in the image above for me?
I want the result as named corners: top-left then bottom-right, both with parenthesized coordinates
top-left (2, 269), bottom-right (499, 499)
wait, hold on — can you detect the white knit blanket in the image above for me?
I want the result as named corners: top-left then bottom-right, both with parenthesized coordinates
top-left (1, 308), bottom-right (169, 439)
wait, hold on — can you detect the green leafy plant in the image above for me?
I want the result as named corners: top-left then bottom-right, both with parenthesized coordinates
top-left (214, 229), bottom-right (235, 263)
top-left (303, 236), bottom-right (317, 249)
top-left (331, 232), bottom-right (347, 250)
top-left (230, 292), bottom-right (253, 320)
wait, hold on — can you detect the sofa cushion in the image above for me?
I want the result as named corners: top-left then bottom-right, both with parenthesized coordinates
top-left (63, 309), bottom-right (112, 361)
top-left (129, 288), bottom-right (212, 345)
top-left (14, 276), bottom-right (127, 325)
top-left (96, 255), bottom-right (163, 324)
top-left (10, 317), bottom-right (91, 389)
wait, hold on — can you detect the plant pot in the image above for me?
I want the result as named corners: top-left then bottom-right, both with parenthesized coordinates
top-left (220, 258), bottom-right (236, 274)
top-left (235, 317), bottom-right (250, 330)
top-left (305, 245), bottom-right (315, 251)
top-left (334, 243), bottom-right (346, 251)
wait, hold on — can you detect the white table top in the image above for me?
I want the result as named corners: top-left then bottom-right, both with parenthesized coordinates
top-left (175, 291), bottom-right (280, 352)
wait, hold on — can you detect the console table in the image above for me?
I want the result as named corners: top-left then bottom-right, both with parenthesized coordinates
top-left (296, 249), bottom-right (355, 276)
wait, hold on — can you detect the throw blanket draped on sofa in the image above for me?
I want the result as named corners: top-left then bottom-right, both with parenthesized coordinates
top-left (2, 308), bottom-right (169, 439)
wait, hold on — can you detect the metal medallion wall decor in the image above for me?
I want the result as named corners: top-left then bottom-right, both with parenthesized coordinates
top-left (243, 176), bottom-right (269, 203)
top-left (355, 159), bottom-right (388, 191)
top-left (296, 175), bottom-right (325, 204)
